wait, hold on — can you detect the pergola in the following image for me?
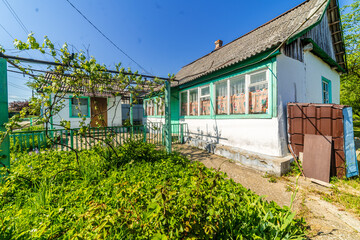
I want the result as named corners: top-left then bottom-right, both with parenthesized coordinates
top-left (0, 54), bottom-right (175, 174)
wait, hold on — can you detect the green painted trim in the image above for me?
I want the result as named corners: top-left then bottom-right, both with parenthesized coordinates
top-left (287, 0), bottom-right (331, 44)
top-left (177, 58), bottom-right (276, 119)
top-left (177, 49), bottom-right (280, 90)
top-left (0, 58), bottom-right (10, 173)
top-left (209, 82), bottom-right (215, 117)
top-left (322, 76), bottom-right (332, 103)
top-left (69, 95), bottom-right (91, 118)
top-left (180, 114), bottom-right (272, 120)
top-left (143, 96), bottom-right (165, 118)
top-left (270, 59), bottom-right (277, 117)
top-left (49, 94), bottom-right (54, 130)
top-left (303, 38), bottom-right (345, 73)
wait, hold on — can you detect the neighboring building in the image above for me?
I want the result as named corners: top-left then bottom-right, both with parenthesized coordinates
top-left (144, 0), bottom-right (346, 174)
top-left (121, 98), bottom-right (144, 125)
top-left (42, 73), bottom-right (122, 129)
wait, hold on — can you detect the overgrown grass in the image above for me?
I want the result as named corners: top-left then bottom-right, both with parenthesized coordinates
top-left (0, 141), bottom-right (306, 239)
top-left (322, 173), bottom-right (360, 216)
top-left (354, 120), bottom-right (360, 138)
top-left (285, 160), bottom-right (303, 177)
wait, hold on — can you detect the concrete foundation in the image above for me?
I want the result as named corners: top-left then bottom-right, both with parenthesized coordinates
top-left (187, 137), bottom-right (292, 176)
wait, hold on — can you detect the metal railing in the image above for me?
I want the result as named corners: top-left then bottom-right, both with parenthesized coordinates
top-left (10, 123), bottom-right (188, 152)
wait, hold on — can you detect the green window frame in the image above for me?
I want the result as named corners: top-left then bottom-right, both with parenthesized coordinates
top-left (178, 60), bottom-right (276, 119)
top-left (69, 96), bottom-right (90, 118)
top-left (322, 77), bottom-right (332, 104)
top-left (144, 96), bottom-right (165, 118)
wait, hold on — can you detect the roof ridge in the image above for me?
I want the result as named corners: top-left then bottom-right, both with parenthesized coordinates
top-left (179, 0), bottom-right (311, 70)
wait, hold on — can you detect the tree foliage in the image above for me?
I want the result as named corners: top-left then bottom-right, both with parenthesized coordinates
top-left (8, 100), bottom-right (29, 112)
top-left (340, 0), bottom-right (360, 116)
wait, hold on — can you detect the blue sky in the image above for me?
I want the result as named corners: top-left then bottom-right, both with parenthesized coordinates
top-left (0, 0), bottom-right (352, 102)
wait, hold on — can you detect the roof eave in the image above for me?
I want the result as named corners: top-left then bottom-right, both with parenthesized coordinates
top-left (303, 38), bottom-right (345, 73)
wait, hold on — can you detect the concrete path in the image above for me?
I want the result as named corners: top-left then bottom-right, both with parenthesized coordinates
top-left (173, 144), bottom-right (360, 240)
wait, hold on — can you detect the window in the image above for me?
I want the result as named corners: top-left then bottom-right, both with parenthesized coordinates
top-left (249, 71), bottom-right (268, 114)
top-left (322, 78), bottom-right (331, 104)
top-left (230, 75), bottom-right (246, 114)
top-left (70, 97), bottom-right (89, 117)
top-left (146, 99), bottom-right (154, 116)
top-left (200, 86), bottom-right (210, 115)
top-left (156, 98), bottom-right (165, 116)
top-left (215, 81), bottom-right (228, 115)
top-left (180, 91), bottom-right (188, 116)
top-left (179, 68), bottom-right (270, 118)
top-left (189, 89), bottom-right (198, 116)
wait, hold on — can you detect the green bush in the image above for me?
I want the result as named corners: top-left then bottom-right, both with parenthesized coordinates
top-left (0, 141), bottom-right (306, 239)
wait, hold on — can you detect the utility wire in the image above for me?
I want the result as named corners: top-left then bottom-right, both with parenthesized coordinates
top-left (0, 23), bottom-right (15, 39)
top-left (2, 0), bottom-right (29, 34)
top-left (8, 82), bottom-right (30, 91)
top-left (64, 0), bottom-right (152, 75)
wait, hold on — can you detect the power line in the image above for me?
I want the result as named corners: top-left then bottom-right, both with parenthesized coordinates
top-left (64, 0), bottom-right (152, 75)
top-left (0, 23), bottom-right (15, 39)
top-left (8, 82), bottom-right (30, 91)
top-left (2, 53), bottom-right (172, 81)
top-left (2, 0), bottom-right (29, 35)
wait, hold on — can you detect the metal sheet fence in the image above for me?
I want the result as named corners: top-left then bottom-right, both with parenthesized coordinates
top-left (10, 123), bottom-right (188, 152)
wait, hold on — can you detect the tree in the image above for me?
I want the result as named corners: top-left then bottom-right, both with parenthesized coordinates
top-left (340, 0), bottom-right (360, 117)
top-left (0, 34), bottom-right (171, 163)
top-left (8, 100), bottom-right (29, 112)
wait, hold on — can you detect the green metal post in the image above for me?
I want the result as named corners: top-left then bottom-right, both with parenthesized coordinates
top-left (70, 129), bottom-right (74, 149)
top-left (0, 58), bottom-right (10, 175)
top-left (130, 93), bottom-right (134, 136)
top-left (164, 80), bottom-right (172, 153)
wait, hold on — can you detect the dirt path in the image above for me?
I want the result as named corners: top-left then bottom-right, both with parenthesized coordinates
top-left (173, 144), bottom-right (360, 240)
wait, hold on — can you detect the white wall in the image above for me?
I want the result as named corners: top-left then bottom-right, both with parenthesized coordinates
top-left (180, 118), bottom-right (284, 157)
top-left (304, 51), bottom-right (341, 104)
top-left (49, 94), bottom-right (122, 129)
top-left (145, 52), bottom-right (341, 158)
top-left (107, 96), bottom-right (122, 127)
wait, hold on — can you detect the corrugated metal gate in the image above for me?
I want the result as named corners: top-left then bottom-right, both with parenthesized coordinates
top-left (287, 103), bottom-right (358, 178)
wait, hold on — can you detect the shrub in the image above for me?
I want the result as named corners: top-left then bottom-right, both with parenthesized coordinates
top-left (0, 141), bottom-right (306, 239)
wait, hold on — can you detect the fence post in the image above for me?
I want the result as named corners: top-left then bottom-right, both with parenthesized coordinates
top-left (164, 80), bottom-right (172, 153)
top-left (0, 58), bottom-right (10, 176)
top-left (143, 124), bottom-right (147, 143)
top-left (130, 93), bottom-right (134, 136)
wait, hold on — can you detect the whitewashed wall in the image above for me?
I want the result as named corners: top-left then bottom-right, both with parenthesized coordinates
top-left (304, 51), bottom-right (341, 104)
top-left (145, 52), bottom-right (341, 158)
top-left (49, 93), bottom-right (122, 129)
top-left (107, 96), bottom-right (122, 127)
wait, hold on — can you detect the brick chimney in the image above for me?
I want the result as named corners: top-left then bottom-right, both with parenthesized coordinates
top-left (214, 40), bottom-right (223, 50)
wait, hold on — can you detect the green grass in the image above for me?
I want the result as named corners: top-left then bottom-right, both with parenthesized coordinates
top-left (0, 141), bottom-right (307, 239)
top-left (354, 121), bottom-right (360, 138)
top-left (322, 172), bottom-right (360, 216)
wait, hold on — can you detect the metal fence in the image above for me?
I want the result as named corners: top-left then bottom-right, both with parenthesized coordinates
top-left (10, 123), bottom-right (188, 152)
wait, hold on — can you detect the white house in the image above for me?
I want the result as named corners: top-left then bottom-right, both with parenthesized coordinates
top-left (144, 0), bottom-right (346, 175)
top-left (43, 73), bottom-right (123, 129)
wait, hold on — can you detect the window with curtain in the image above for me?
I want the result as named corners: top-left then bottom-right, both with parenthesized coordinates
top-left (180, 92), bottom-right (188, 116)
top-left (189, 89), bottom-right (198, 116)
top-left (230, 75), bottom-right (246, 114)
top-left (146, 100), bottom-right (154, 116)
top-left (200, 86), bottom-right (210, 115)
top-left (71, 97), bottom-right (89, 117)
top-left (157, 98), bottom-right (165, 116)
top-left (216, 81), bottom-right (228, 115)
top-left (248, 71), bottom-right (268, 114)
